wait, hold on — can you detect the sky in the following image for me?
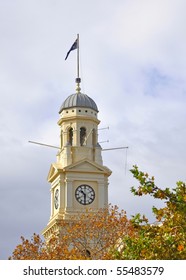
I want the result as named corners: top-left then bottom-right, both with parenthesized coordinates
top-left (0, 0), bottom-right (186, 259)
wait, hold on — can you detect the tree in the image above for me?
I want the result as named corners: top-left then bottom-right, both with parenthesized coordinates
top-left (113, 165), bottom-right (186, 260)
top-left (9, 206), bottom-right (134, 260)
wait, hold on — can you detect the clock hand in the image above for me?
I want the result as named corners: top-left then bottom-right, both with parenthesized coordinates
top-left (80, 190), bottom-right (86, 196)
top-left (80, 190), bottom-right (87, 204)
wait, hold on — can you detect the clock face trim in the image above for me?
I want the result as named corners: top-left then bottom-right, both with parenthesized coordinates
top-left (75, 184), bottom-right (95, 205)
top-left (54, 189), bottom-right (59, 209)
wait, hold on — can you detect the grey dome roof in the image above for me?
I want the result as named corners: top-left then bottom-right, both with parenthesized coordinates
top-left (59, 93), bottom-right (98, 113)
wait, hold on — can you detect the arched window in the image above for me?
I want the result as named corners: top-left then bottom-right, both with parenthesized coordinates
top-left (80, 127), bottom-right (86, 146)
top-left (68, 127), bottom-right (73, 145)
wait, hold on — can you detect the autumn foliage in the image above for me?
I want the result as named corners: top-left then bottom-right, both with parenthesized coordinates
top-left (10, 166), bottom-right (186, 260)
top-left (10, 206), bottom-right (133, 260)
top-left (113, 165), bottom-right (186, 260)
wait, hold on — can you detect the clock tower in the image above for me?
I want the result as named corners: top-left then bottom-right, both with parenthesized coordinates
top-left (42, 81), bottom-right (112, 240)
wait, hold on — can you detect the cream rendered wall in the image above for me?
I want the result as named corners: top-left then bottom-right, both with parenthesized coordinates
top-left (57, 107), bottom-right (102, 166)
top-left (47, 166), bottom-right (109, 222)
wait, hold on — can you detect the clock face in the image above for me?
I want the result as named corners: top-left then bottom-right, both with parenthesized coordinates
top-left (54, 189), bottom-right (59, 209)
top-left (75, 184), bottom-right (95, 205)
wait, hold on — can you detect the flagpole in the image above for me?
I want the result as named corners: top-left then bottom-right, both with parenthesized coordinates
top-left (76, 33), bottom-right (81, 93)
top-left (77, 34), bottom-right (79, 79)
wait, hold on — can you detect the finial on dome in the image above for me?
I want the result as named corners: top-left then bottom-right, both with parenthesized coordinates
top-left (76, 77), bottom-right (81, 93)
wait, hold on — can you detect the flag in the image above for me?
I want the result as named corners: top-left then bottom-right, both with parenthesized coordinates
top-left (65, 39), bottom-right (78, 60)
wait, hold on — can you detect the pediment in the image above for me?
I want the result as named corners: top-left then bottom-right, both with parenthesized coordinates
top-left (64, 159), bottom-right (112, 175)
top-left (47, 159), bottom-right (112, 182)
top-left (47, 163), bottom-right (63, 182)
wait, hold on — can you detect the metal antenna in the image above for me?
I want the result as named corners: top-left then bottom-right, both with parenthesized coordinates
top-left (28, 141), bottom-right (128, 152)
top-left (99, 140), bottom-right (109, 144)
top-left (98, 126), bottom-right (109, 131)
top-left (102, 146), bottom-right (128, 151)
top-left (28, 141), bottom-right (60, 150)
